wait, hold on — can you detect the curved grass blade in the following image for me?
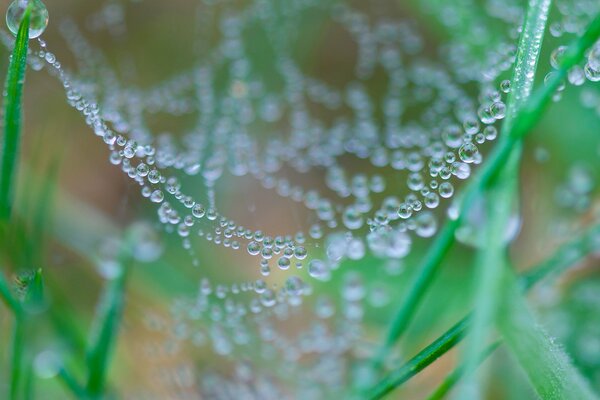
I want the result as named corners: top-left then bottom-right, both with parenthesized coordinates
top-left (0, 5), bottom-right (31, 222)
top-left (366, 222), bottom-right (600, 399)
top-left (370, 11), bottom-right (600, 370)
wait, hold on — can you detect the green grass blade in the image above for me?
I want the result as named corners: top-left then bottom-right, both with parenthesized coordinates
top-left (366, 222), bottom-right (600, 399)
top-left (497, 270), bottom-right (598, 400)
top-left (372, 218), bottom-right (460, 367)
top-left (8, 268), bottom-right (44, 400)
top-left (367, 318), bottom-right (470, 400)
top-left (10, 316), bottom-right (25, 400)
top-left (57, 367), bottom-right (88, 399)
top-left (371, 11), bottom-right (600, 369)
top-left (504, 0), bottom-right (552, 121)
top-left (426, 342), bottom-right (500, 400)
top-left (85, 238), bottom-right (132, 397)
top-left (456, 180), bottom-right (515, 397)
top-left (458, 0), bottom-right (551, 395)
top-left (0, 5), bottom-right (31, 222)
top-left (23, 360), bottom-right (34, 400)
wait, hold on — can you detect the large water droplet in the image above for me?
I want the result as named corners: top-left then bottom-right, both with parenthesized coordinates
top-left (6, 0), bottom-right (49, 39)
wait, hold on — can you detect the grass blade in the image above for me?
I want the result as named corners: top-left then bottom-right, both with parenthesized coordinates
top-left (85, 238), bottom-right (132, 397)
top-left (456, 180), bottom-right (515, 397)
top-left (426, 342), bottom-right (500, 400)
top-left (368, 318), bottom-right (470, 399)
top-left (10, 316), bottom-right (25, 400)
top-left (9, 268), bottom-right (44, 400)
top-left (457, 0), bottom-right (551, 395)
top-left (497, 270), bottom-right (598, 400)
top-left (0, 5), bottom-right (30, 222)
top-left (370, 11), bottom-right (600, 369)
top-left (366, 223), bottom-right (600, 399)
top-left (57, 367), bottom-right (88, 399)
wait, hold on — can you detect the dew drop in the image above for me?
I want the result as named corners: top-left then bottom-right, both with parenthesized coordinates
top-left (6, 0), bottom-right (49, 39)
top-left (308, 259), bottom-right (330, 281)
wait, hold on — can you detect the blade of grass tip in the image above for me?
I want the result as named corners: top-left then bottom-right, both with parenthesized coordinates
top-left (23, 268), bottom-right (44, 313)
top-left (458, 0), bottom-right (551, 395)
top-left (85, 235), bottom-right (133, 398)
top-left (366, 221), bottom-right (600, 399)
top-left (0, 5), bottom-right (31, 223)
top-left (369, 11), bottom-right (600, 371)
top-left (426, 342), bottom-right (501, 400)
top-left (497, 268), bottom-right (598, 400)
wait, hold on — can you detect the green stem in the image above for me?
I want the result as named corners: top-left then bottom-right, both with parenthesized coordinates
top-left (0, 5), bottom-right (31, 222)
top-left (366, 222), bottom-right (600, 399)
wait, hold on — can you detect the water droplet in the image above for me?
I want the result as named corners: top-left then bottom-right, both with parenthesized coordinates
top-left (458, 143), bottom-right (479, 164)
top-left (247, 241), bottom-right (260, 256)
top-left (342, 272), bottom-right (365, 302)
top-left (414, 211), bottom-right (437, 237)
top-left (550, 46), bottom-right (566, 69)
top-left (277, 256), bottom-right (291, 270)
top-left (294, 246), bottom-right (307, 260)
top-left (260, 289), bottom-right (276, 307)
top-left (285, 276), bottom-right (304, 297)
top-left (438, 182), bottom-right (454, 198)
top-left (130, 221), bottom-right (163, 262)
top-left (367, 227), bottom-right (411, 258)
top-left (308, 259), bottom-right (330, 281)
top-left (192, 204), bottom-right (206, 218)
top-left (6, 0), bottom-right (49, 39)
top-left (343, 206), bottom-right (364, 230)
top-left (584, 63), bottom-right (600, 82)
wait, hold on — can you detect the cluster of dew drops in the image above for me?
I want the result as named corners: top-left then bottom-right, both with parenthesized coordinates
top-left (4, 0), bottom-right (600, 396)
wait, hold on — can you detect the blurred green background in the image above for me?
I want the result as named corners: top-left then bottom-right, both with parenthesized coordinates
top-left (0, 0), bottom-right (599, 398)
